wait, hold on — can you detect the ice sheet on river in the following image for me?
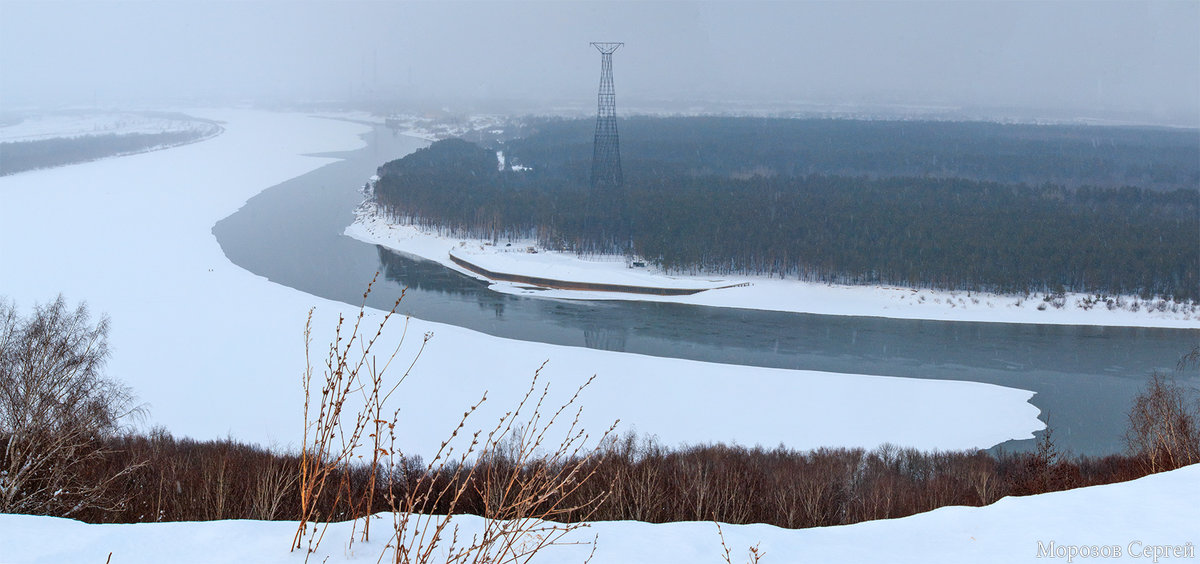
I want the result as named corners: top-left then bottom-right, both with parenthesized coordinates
top-left (0, 109), bottom-right (1041, 456)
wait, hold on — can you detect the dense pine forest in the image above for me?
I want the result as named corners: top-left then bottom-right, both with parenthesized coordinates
top-left (497, 117), bottom-right (1200, 191)
top-left (373, 117), bottom-right (1199, 301)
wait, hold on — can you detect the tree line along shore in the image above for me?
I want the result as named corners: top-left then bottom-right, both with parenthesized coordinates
top-left (372, 117), bottom-right (1199, 302)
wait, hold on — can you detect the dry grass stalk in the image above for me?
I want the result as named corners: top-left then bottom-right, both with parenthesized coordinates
top-left (715, 521), bottom-right (764, 564)
top-left (379, 364), bottom-right (616, 564)
top-left (292, 276), bottom-right (614, 563)
top-left (293, 275), bottom-right (415, 556)
top-left (358, 296), bottom-right (430, 543)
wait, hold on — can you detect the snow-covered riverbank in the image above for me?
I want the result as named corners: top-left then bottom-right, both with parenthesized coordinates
top-left (347, 203), bottom-right (1199, 329)
top-left (0, 110), bottom-right (221, 143)
top-left (3, 463), bottom-right (1196, 563)
top-left (0, 110), bottom-right (225, 176)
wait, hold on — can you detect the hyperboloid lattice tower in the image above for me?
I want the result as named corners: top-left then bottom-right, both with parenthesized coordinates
top-left (591, 42), bottom-right (623, 190)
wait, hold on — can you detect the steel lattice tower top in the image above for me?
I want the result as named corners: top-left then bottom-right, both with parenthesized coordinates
top-left (591, 42), bottom-right (623, 190)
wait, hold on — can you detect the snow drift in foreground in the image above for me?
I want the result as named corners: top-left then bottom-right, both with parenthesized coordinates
top-left (2, 463), bottom-right (1196, 563)
top-left (0, 109), bottom-right (1040, 457)
top-left (347, 207), bottom-right (1198, 329)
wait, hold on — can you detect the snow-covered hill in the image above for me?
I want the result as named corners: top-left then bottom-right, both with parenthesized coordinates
top-left (2, 463), bottom-right (1196, 563)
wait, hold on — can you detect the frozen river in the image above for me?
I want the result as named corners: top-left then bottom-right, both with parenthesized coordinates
top-left (213, 124), bottom-right (1199, 456)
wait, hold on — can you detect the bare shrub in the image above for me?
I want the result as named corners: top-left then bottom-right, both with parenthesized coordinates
top-left (294, 278), bottom-right (413, 554)
top-left (1125, 371), bottom-right (1200, 473)
top-left (966, 454), bottom-right (999, 505)
top-left (716, 521), bottom-right (764, 564)
top-left (596, 432), bottom-right (668, 523)
top-left (71, 431), bottom-right (309, 524)
top-left (65, 427), bottom-right (1174, 530)
top-left (0, 296), bottom-right (141, 517)
top-left (251, 455), bottom-right (296, 521)
top-left (30, 420), bottom-right (1186, 536)
top-left (294, 280), bottom-right (613, 563)
top-left (378, 366), bottom-right (616, 564)
top-left (1179, 345), bottom-right (1200, 372)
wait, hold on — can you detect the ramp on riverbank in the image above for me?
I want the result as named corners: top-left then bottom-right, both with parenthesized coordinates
top-left (448, 250), bottom-right (747, 296)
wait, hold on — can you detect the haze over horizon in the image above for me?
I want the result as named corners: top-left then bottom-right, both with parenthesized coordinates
top-left (2, 1), bottom-right (1197, 126)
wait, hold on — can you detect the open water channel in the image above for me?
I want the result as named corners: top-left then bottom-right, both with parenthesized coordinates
top-left (212, 124), bottom-right (1199, 456)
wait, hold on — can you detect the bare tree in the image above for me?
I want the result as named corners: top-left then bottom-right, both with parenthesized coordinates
top-left (1179, 345), bottom-right (1200, 372)
top-left (1125, 370), bottom-right (1200, 473)
top-left (0, 296), bottom-right (140, 516)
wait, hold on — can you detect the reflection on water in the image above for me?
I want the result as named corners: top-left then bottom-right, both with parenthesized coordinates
top-left (377, 244), bottom-right (488, 298)
top-left (584, 325), bottom-right (629, 352)
top-left (213, 124), bottom-right (1200, 456)
top-left (377, 244), bottom-right (626, 351)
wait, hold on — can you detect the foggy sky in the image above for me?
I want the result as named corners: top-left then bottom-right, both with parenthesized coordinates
top-left (2, 1), bottom-right (1197, 125)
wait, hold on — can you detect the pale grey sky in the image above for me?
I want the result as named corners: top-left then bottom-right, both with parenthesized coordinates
top-left (2, 1), bottom-right (1197, 124)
